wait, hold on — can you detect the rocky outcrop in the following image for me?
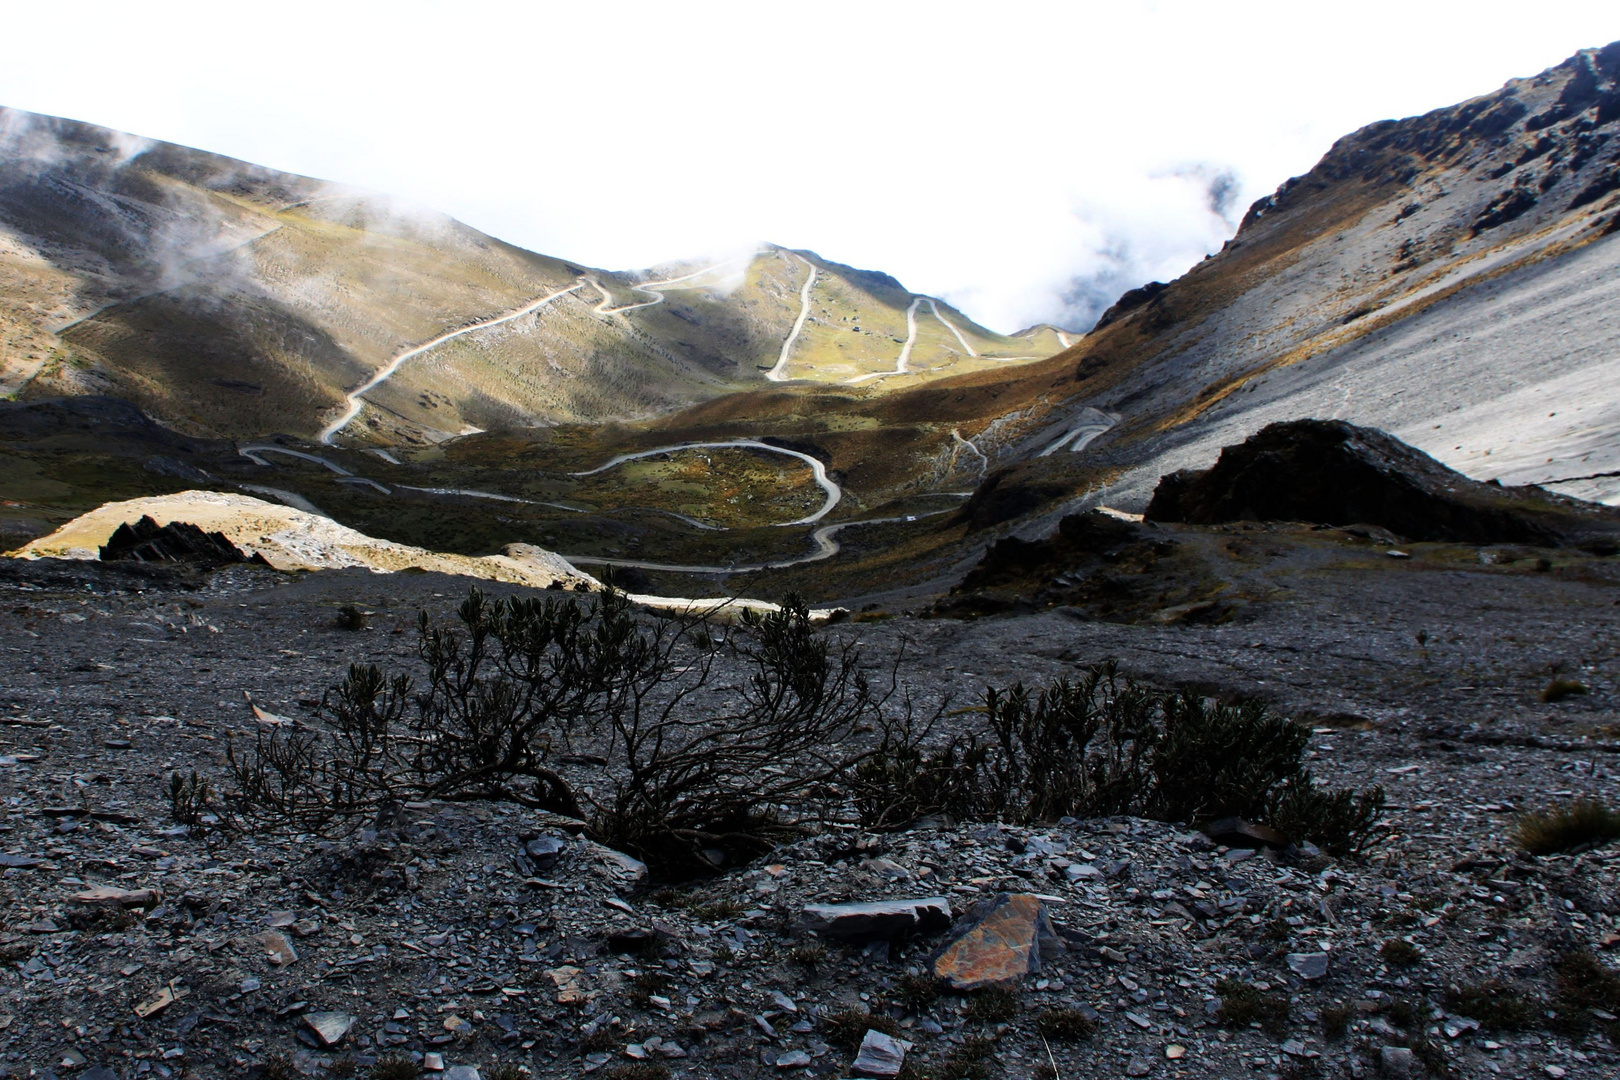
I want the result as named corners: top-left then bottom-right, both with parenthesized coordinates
top-left (1144, 420), bottom-right (1620, 549)
top-left (100, 515), bottom-right (269, 568)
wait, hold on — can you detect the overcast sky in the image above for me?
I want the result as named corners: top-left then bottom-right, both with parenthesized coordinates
top-left (3, 1), bottom-right (1617, 332)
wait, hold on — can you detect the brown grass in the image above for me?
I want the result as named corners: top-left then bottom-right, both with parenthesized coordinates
top-left (1514, 798), bottom-right (1620, 855)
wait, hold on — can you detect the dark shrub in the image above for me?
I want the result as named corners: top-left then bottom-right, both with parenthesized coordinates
top-left (1217, 978), bottom-right (1290, 1037)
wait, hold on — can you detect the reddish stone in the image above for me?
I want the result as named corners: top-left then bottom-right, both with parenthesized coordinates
top-left (931, 892), bottom-right (1063, 990)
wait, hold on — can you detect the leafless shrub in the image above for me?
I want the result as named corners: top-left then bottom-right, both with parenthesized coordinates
top-left (225, 588), bottom-right (886, 877)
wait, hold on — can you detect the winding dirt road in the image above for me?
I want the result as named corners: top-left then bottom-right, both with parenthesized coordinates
top-left (846, 298), bottom-right (922, 385)
top-left (766, 254), bottom-right (818, 382)
top-left (319, 282), bottom-right (584, 444)
top-left (589, 254), bottom-right (758, 317)
top-left (1038, 412), bottom-right (1116, 457)
top-left (570, 439), bottom-right (841, 525)
top-left (951, 428), bottom-right (989, 478)
top-left (560, 507), bottom-right (955, 575)
top-left (929, 299), bottom-right (978, 357)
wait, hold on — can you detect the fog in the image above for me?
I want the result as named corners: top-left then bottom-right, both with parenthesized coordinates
top-left (2, 1), bottom-right (1617, 332)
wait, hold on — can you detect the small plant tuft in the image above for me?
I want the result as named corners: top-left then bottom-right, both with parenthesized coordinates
top-left (165, 769), bottom-right (212, 826)
top-left (892, 972), bottom-right (941, 1011)
top-left (600, 1065), bottom-right (670, 1080)
top-left (1446, 981), bottom-right (1537, 1030)
top-left (1541, 676), bottom-right (1588, 703)
top-left (577, 1027), bottom-right (619, 1054)
top-left (1381, 939), bottom-right (1422, 966)
top-left (483, 1066), bottom-right (527, 1080)
top-left (367, 1056), bottom-right (419, 1080)
top-left (1385, 999), bottom-right (1420, 1030)
top-left (1552, 950), bottom-right (1620, 1038)
top-left (1321, 1003), bottom-right (1353, 1040)
top-left (933, 1035), bottom-right (998, 1080)
top-left (1216, 978), bottom-right (1291, 1038)
top-left (626, 969), bottom-right (670, 1008)
top-left (1514, 798), bottom-right (1620, 855)
top-left (963, 985), bottom-right (1020, 1024)
top-left (334, 603), bottom-right (369, 631)
top-left (823, 1007), bottom-right (901, 1050)
top-left (1034, 1006), bottom-right (1097, 1042)
top-left (789, 942), bottom-right (827, 972)
top-left (260, 1053), bottom-right (299, 1080)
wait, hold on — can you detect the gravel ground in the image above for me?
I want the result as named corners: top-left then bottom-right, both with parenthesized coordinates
top-left (0, 550), bottom-right (1617, 1080)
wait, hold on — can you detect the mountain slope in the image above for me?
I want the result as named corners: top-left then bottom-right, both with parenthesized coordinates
top-left (802, 40), bottom-right (1620, 522)
top-left (0, 107), bottom-right (1063, 443)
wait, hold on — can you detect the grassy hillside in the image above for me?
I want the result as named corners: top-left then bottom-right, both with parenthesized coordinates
top-left (0, 108), bottom-right (1065, 443)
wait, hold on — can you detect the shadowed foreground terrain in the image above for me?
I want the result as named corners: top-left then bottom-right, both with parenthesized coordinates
top-left (0, 541), bottom-right (1616, 1078)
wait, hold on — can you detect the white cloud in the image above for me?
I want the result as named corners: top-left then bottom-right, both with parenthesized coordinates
top-left (1, 0), bottom-right (1617, 332)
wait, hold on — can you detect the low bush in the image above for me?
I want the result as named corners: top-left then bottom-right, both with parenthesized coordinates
top-left (963, 985), bottom-right (1020, 1023)
top-left (1216, 978), bottom-right (1291, 1037)
top-left (1514, 798), bottom-right (1620, 855)
top-left (225, 589), bottom-right (886, 877)
top-left (1381, 939), bottom-right (1422, 966)
top-left (854, 662), bottom-right (1383, 854)
top-left (1034, 1006), bottom-right (1097, 1042)
top-left (1445, 980), bottom-right (1538, 1030)
top-left (334, 603), bottom-right (368, 631)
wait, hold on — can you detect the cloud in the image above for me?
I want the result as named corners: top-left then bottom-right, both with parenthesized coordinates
top-left (1, 3), bottom-right (1618, 333)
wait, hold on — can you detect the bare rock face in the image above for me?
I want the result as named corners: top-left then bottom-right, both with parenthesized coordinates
top-left (1144, 419), bottom-right (1620, 550)
top-left (99, 514), bottom-right (269, 568)
top-left (931, 892), bottom-right (1064, 990)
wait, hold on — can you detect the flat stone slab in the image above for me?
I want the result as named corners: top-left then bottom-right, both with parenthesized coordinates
top-left (798, 897), bottom-right (952, 941)
top-left (851, 1029), bottom-right (910, 1077)
top-left (71, 885), bottom-right (161, 908)
top-left (1286, 951), bottom-right (1330, 980)
top-left (303, 1011), bottom-right (356, 1047)
top-left (932, 892), bottom-right (1062, 990)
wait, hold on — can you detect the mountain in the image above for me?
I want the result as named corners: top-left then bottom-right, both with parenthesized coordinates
top-left (0, 106), bottom-right (1064, 443)
top-left (4, 44), bottom-right (1620, 604)
top-left (857, 40), bottom-right (1620, 525)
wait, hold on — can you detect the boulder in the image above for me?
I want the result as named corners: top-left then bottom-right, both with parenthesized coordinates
top-left (1143, 419), bottom-right (1620, 548)
top-left (931, 892), bottom-right (1064, 990)
top-left (797, 898), bottom-right (952, 942)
